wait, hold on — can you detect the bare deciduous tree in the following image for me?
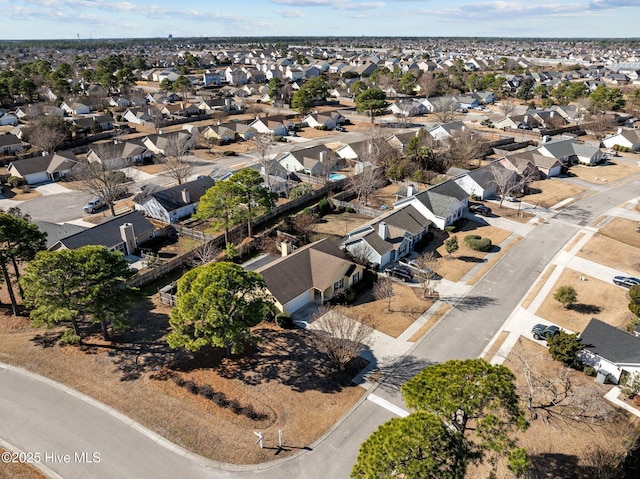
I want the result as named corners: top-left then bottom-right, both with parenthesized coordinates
top-left (72, 160), bottom-right (131, 216)
top-left (310, 305), bottom-right (374, 371)
top-left (190, 241), bottom-right (221, 267)
top-left (499, 99), bottom-right (517, 117)
top-left (373, 276), bottom-right (395, 312)
top-left (416, 71), bottom-right (440, 98)
top-left (490, 161), bottom-right (537, 208)
top-left (348, 165), bottom-right (386, 206)
top-left (253, 132), bottom-right (275, 189)
top-left (444, 129), bottom-right (485, 169)
top-left (159, 134), bottom-right (195, 185)
top-left (292, 211), bottom-right (317, 244)
top-left (432, 96), bottom-right (459, 123)
top-left (24, 115), bottom-right (69, 153)
top-left (587, 113), bottom-right (617, 140)
top-left (506, 349), bottom-right (617, 427)
top-left (413, 251), bottom-right (439, 298)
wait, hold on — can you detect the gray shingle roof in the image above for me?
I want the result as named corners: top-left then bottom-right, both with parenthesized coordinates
top-left (135, 176), bottom-right (215, 212)
top-left (413, 180), bottom-right (468, 218)
top-left (55, 211), bottom-right (155, 250)
top-left (9, 151), bottom-right (78, 176)
top-left (580, 318), bottom-right (640, 365)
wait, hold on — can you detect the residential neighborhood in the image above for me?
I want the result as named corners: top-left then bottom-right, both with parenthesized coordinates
top-left (2, 33), bottom-right (640, 479)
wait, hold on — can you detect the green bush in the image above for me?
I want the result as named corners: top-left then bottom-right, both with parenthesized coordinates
top-left (60, 328), bottom-right (81, 345)
top-left (583, 366), bottom-right (596, 377)
top-left (464, 234), bottom-right (492, 252)
top-left (346, 207), bottom-right (355, 213)
top-left (331, 288), bottom-right (356, 305)
top-left (314, 125), bottom-right (328, 131)
top-left (317, 198), bottom-right (334, 215)
top-left (7, 176), bottom-right (25, 188)
top-left (222, 150), bottom-right (237, 156)
top-left (275, 312), bottom-right (294, 329)
top-left (444, 225), bottom-right (456, 233)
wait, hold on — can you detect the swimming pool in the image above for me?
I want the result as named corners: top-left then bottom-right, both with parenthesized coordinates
top-left (328, 173), bottom-right (346, 181)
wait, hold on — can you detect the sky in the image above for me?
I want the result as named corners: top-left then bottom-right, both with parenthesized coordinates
top-left (1, 0), bottom-right (640, 40)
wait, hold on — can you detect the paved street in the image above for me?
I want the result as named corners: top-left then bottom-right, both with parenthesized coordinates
top-left (1, 169), bottom-right (639, 477)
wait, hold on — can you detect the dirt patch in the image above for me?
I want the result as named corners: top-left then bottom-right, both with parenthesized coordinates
top-left (0, 297), bottom-right (365, 464)
top-left (312, 211), bottom-right (373, 237)
top-left (0, 449), bottom-right (48, 479)
top-left (577, 234), bottom-right (640, 275)
top-left (522, 265), bottom-right (557, 310)
top-left (368, 183), bottom-right (402, 210)
top-left (524, 179), bottom-right (587, 208)
top-left (431, 221), bottom-right (513, 282)
top-left (569, 160), bottom-right (639, 184)
top-left (335, 283), bottom-right (435, 338)
top-left (407, 303), bottom-right (451, 342)
top-left (534, 268), bottom-right (634, 332)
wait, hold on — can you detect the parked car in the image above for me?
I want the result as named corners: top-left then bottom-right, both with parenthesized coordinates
top-left (531, 323), bottom-right (561, 341)
top-left (385, 265), bottom-right (413, 282)
top-left (334, 126), bottom-right (346, 132)
top-left (517, 123), bottom-right (532, 130)
top-left (83, 197), bottom-right (105, 213)
top-left (613, 276), bottom-right (640, 288)
top-left (398, 259), bottom-right (432, 276)
top-left (501, 194), bottom-right (519, 202)
top-left (469, 204), bottom-right (491, 216)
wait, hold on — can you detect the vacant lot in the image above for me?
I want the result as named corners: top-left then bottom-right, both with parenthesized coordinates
top-left (335, 282), bottom-right (435, 338)
top-left (598, 217), bottom-right (640, 249)
top-left (0, 296), bottom-right (365, 464)
top-left (577, 234), bottom-right (640, 275)
top-left (534, 268), bottom-right (634, 332)
top-left (570, 160), bottom-right (638, 184)
top-left (474, 337), bottom-right (640, 479)
top-left (431, 221), bottom-right (513, 282)
top-left (524, 179), bottom-right (586, 208)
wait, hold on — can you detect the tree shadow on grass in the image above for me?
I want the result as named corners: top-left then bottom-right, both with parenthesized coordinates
top-left (569, 303), bottom-right (602, 315)
top-left (528, 453), bottom-right (580, 479)
top-left (456, 255), bottom-right (487, 263)
top-left (30, 331), bottom-right (63, 348)
top-left (210, 327), bottom-right (365, 394)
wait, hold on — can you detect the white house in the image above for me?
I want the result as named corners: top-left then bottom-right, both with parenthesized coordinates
top-left (8, 151), bottom-right (78, 185)
top-left (536, 138), bottom-right (605, 165)
top-left (394, 179), bottom-right (469, 230)
top-left (342, 204), bottom-right (431, 269)
top-left (602, 128), bottom-right (640, 151)
top-left (278, 145), bottom-right (333, 175)
top-left (428, 120), bottom-right (467, 141)
top-left (578, 318), bottom-right (640, 384)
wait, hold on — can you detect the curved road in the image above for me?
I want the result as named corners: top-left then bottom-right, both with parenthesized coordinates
top-left (1, 178), bottom-right (639, 479)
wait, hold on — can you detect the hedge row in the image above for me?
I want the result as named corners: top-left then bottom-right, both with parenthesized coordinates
top-left (172, 376), bottom-right (269, 421)
top-left (464, 234), bottom-right (492, 252)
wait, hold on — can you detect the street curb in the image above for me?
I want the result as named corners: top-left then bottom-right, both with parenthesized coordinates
top-left (0, 437), bottom-right (64, 479)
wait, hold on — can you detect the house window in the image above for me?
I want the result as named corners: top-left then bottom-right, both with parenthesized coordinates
top-left (352, 272), bottom-right (360, 285)
top-left (334, 278), bottom-right (344, 291)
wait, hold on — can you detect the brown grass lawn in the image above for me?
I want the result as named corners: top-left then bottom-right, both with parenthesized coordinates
top-left (312, 211), bottom-right (372, 237)
top-left (0, 295), bottom-right (365, 464)
top-left (335, 283), bottom-right (436, 338)
top-left (491, 205), bottom-right (535, 223)
top-left (522, 265), bottom-right (557, 310)
top-left (470, 337), bottom-right (640, 479)
top-left (577, 234), bottom-right (640, 275)
top-left (570, 160), bottom-right (639, 184)
top-left (599, 217), bottom-right (640, 249)
top-left (407, 303), bottom-right (452, 342)
top-left (431, 221), bottom-right (513, 282)
top-left (534, 268), bottom-right (634, 332)
top-left (368, 183), bottom-right (402, 210)
top-left (295, 127), bottom-right (340, 140)
top-left (2, 187), bottom-right (42, 201)
top-left (524, 179), bottom-right (586, 208)
top-left (0, 449), bottom-right (47, 479)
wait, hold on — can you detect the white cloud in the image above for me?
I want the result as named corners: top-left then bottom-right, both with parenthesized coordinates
top-left (279, 8), bottom-right (306, 18)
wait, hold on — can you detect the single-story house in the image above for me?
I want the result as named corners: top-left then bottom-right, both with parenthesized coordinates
top-left (36, 221), bottom-right (88, 249)
top-left (0, 133), bottom-right (27, 155)
top-left (389, 100), bottom-right (426, 118)
top-left (578, 318), bottom-right (640, 384)
top-left (60, 101), bottom-right (91, 116)
top-left (535, 138), bottom-right (605, 165)
top-left (49, 211), bottom-right (156, 256)
top-left (342, 204), bottom-right (431, 269)
top-left (249, 115), bottom-right (292, 136)
top-left (202, 124), bottom-right (236, 143)
top-left (505, 151), bottom-right (562, 178)
top-left (453, 161), bottom-right (519, 200)
top-left (428, 120), bottom-right (467, 141)
top-left (142, 131), bottom-right (193, 155)
top-left (133, 176), bottom-right (215, 224)
top-left (87, 141), bottom-right (151, 167)
top-left (302, 111), bottom-right (344, 130)
top-left (602, 128), bottom-right (640, 151)
top-left (394, 179), bottom-right (469, 230)
top-left (278, 145), bottom-right (334, 176)
top-left (256, 238), bottom-right (364, 314)
top-left (0, 112), bottom-right (18, 126)
top-left (8, 151), bottom-right (78, 185)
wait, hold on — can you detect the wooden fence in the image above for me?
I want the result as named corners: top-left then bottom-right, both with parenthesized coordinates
top-left (331, 198), bottom-right (383, 218)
